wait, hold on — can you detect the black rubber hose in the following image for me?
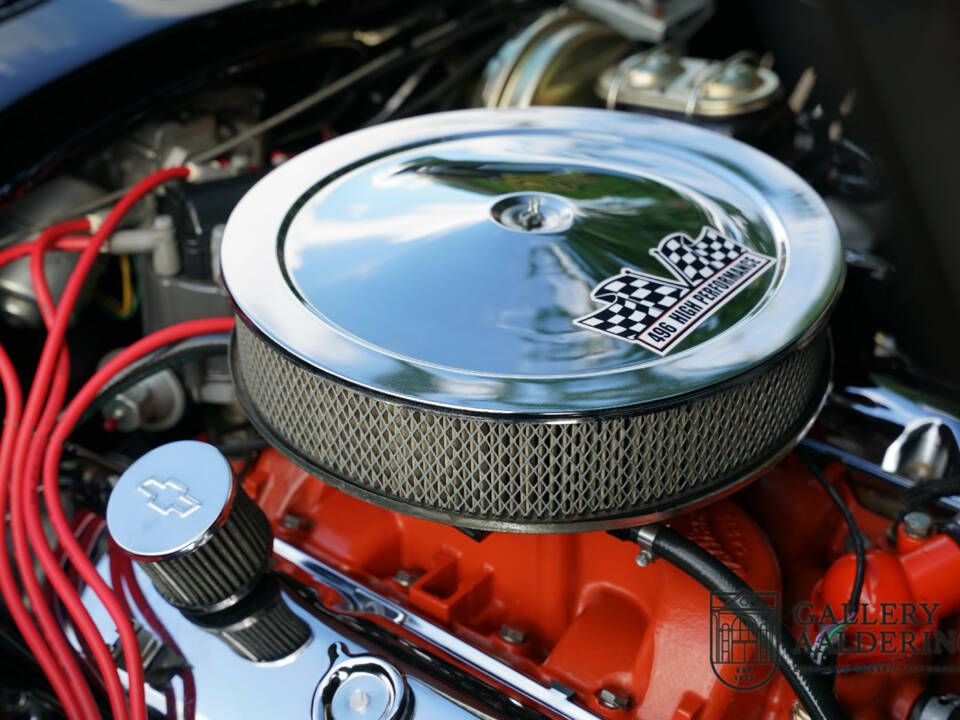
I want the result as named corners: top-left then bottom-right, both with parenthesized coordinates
top-left (81, 333), bottom-right (230, 423)
top-left (647, 525), bottom-right (844, 720)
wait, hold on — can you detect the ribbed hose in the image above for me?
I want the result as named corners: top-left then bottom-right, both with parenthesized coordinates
top-left (646, 526), bottom-right (843, 720)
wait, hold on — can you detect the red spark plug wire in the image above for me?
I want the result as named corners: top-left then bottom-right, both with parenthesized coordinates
top-left (8, 167), bottom-right (190, 720)
top-left (0, 220), bottom-right (98, 720)
top-left (41, 317), bottom-right (234, 719)
top-left (0, 344), bottom-right (91, 719)
top-left (15, 221), bottom-right (125, 720)
top-left (0, 235), bottom-right (92, 267)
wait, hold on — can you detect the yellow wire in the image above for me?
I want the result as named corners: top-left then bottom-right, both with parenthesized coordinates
top-left (117, 255), bottom-right (134, 316)
top-left (98, 255), bottom-right (134, 316)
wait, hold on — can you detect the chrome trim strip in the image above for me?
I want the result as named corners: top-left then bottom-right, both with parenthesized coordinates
top-left (275, 539), bottom-right (602, 720)
top-left (800, 437), bottom-right (960, 513)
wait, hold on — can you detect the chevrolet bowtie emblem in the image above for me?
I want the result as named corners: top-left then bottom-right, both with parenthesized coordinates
top-left (136, 478), bottom-right (202, 518)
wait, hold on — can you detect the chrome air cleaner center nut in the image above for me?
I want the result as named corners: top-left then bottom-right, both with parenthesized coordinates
top-left (490, 192), bottom-right (576, 233)
top-left (222, 108), bottom-right (843, 532)
top-left (106, 440), bottom-right (272, 612)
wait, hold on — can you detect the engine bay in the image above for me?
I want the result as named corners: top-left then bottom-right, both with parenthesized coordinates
top-left (1, 2), bottom-right (959, 719)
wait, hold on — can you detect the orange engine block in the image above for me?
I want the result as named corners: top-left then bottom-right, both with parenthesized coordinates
top-left (241, 448), bottom-right (960, 720)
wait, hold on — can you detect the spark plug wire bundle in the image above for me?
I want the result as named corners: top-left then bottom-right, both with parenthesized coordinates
top-left (0, 166), bottom-right (234, 719)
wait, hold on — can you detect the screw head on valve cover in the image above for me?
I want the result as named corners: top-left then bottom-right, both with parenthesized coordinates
top-left (106, 440), bottom-right (273, 612)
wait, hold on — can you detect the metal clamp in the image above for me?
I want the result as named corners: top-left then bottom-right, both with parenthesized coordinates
top-left (629, 523), bottom-right (663, 551)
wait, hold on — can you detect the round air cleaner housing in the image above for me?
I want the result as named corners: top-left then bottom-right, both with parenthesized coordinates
top-left (222, 108), bottom-right (842, 532)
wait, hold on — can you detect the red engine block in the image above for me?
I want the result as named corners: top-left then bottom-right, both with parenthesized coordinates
top-left (242, 448), bottom-right (960, 720)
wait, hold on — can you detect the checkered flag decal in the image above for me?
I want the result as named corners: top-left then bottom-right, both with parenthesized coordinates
top-left (575, 271), bottom-right (686, 338)
top-left (575, 228), bottom-right (762, 345)
top-left (656, 229), bottom-right (746, 284)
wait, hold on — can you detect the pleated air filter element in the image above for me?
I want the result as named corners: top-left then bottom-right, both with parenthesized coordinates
top-left (221, 108), bottom-right (842, 532)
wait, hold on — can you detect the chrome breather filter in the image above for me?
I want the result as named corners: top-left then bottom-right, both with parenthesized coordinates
top-left (221, 108), bottom-right (843, 532)
top-left (106, 441), bottom-right (272, 612)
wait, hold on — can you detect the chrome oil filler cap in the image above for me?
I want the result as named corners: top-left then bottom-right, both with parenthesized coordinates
top-left (222, 108), bottom-right (842, 532)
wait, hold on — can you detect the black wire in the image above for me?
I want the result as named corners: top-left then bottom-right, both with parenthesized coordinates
top-left (900, 476), bottom-right (960, 508)
top-left (188, 9), bottom-right (519, 164)
top-left (235, 449), bottom-right (262, 483)
top-left (1, 7), bottom-right (525, 249)
top-left (646, 525), bottom-right (844, 720)
top-left (361, 58), bottom-right (439, 127)
top-left (827, 138), bottom-right (883, 200)
top-left (798, 449), bottom-right (866, 621)
top-left (61, 441), bottom-right (129, 475)
top-left (392, 33), bottom-right (510, 120)
top-left (216, 438), bottom-right (269, 457)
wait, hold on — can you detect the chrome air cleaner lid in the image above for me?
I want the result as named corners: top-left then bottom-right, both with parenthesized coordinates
top-left (222, 108), bottom-right (842, 532)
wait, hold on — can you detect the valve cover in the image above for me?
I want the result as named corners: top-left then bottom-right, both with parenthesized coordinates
top-left (221, 108), bottom-right (842, 531)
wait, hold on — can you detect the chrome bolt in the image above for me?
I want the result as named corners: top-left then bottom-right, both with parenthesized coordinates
top-left (392, 568), bottom-right (423, 588)
top-left (597, 687), bottom-right (631, 710)
top-left (903, 511), bottom-right (934, 540)
top-left (282, 513), bottom-right (307, 531)
top-left (517, 197), bottom-right (544, 230)
top-left (635, 549), bottom-right (655, 567)
top-left (499, 624), bottom-right (526, 644)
